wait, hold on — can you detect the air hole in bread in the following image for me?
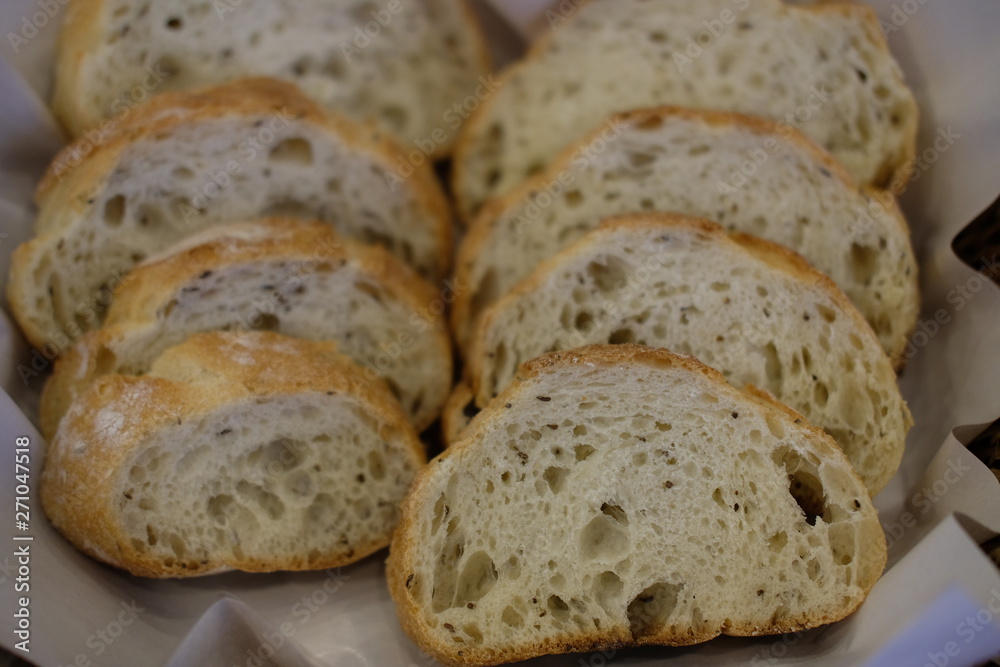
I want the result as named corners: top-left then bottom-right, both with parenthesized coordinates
top-left (849, 243), bottom-right (878, 285)
top-left (607, 328), bottom-right (635, 345)
top-left (501, 606), bottom-right (525, 628)
top-left (165, 16), bottom-right (183, 30)
top-left (600, 502), bottom-right (628, 525)
top-left (586, 256), bottom-right (629, 294)
top-left (627, 582), bottom-right (683, 639)
top-left (775, 448), bottom-right (828, 526)
top-left (206, 494), bottom-right (236, 524)
top-left (813, 381), bottom-right (830, 407)
top-left (817, 305), bottom-right (837, 324)
top-left (574, 444), bottom-right (595, 462)
top-left (103, 195), bottom-right (126, 227)
top-left (763, 342), bottom-right (782, 385)
top-left (574, 311), bottom-right (595, 333)
top-left (261, 198), bottom-right (313, 219)
top-left (628, 152), bottom-right (656, 169)
top-left (542, 466), bottom-right (568, 494)
top-left (155, 56), bottom-right (181, 82)
top-left (269, 137), bottom-right (314, 166)
top-left (593, 571), bottom-right (623, 614)
top-left (564, 190), bottom-right (583, 207)
top-left (547, 595), bottom-right (570, 621)
top-left (453, 551), bottom-right (498, 609)
top-left (581, 512), bottom-right (629, 561)
top-left (380, 106), bottom-right (409, 133)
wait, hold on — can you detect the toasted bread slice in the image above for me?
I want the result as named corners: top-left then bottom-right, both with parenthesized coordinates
top-left (8, 78), bottom-right (452, 351)
top-left (452, 107), bottom-right (918, 360)
top-left (453, 0), bottom-right (917, 218)
top-left (466, 214), bottom-right (911, 494)
top-left (40, 219), bottom-right (452, 437)
top-left (388, 345), bottom-right (885, 666)
top-left (41, 331), bottom-right (426, 578)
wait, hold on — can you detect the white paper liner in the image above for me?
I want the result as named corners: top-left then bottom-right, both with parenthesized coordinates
top-left (0, 1), bottom-right (998, 664)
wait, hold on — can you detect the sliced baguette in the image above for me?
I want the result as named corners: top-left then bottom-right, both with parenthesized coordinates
top-left (8, 78), bottom-right (452, 352)
top-left (454, 0), bottom-right (917, 218)
top-left (388, 345), bottom-right (886, 666)
top-left (41, 331), bottom-right (426, 578)
top-left (40, 219), bottom-right (452, 438)
top-left (466, 214), bottom-right (911, 494)
top-left (53, 0), bottom-right (491, 157)
top-left (453, 107), bottom-right (918, 360)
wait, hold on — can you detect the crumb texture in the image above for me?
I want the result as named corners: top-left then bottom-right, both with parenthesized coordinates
top-left (456, 0), bottom-right (916, 216)
top-left (389, 346), bottom-right (885, 666)
top-left (455, 108), bottom-right (918, 358)
top-left (469, 216), bottom-right (911, 493)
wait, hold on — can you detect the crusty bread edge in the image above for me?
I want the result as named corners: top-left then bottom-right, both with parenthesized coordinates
top-left (12, 78), bottom-right (453, 350)
top-left (39, 218), bottom-right (453, 437)
top-left (388, 344), bottom-right (886, 666)
top-left (451, 105), bottom-right (915, 351)
top-left (41, 331), bottom-right (427, 578)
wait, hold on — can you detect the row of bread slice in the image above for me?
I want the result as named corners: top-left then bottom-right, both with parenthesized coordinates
top-left (8, 78), bottom-right (454, 354)
top-left (41, 330), bottom-right (427, 577)
top-left (40, 218), bottom-right (453, 438)
top-left (445, 212), bottom-right (912, 496)
top-left (452, 0), bottom-right (918, 218)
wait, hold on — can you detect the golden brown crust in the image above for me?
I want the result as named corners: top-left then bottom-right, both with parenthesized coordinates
top-left (388, 344), bottom-right (886, 666)
top-left (450, 105), bottom-right (914, 349)
top-left (41, 331), bottom-right (426, 578)
top-left (50, 0), bottom-right (104, 137)
top-left (38, 218), bottom-right (452, 439)
top-left (452, 0), bottom-right (917, 220)
top-left (464, 212), bottom-right (890, 407)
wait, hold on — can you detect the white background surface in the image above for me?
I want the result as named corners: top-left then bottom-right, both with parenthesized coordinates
top-left (0, 1), bottom-right (998, 665)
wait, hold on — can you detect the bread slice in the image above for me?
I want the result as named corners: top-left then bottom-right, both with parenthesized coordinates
top-left (452, 107), bottom-right (918, 360)
top-left (41, 331), bottom-right (426, 578)
top-left (466, 214), bottom-right (910, 494)
top-left (40, 219), bottom-right (452, 438)
top-left (52, 0), bottom-right (490, 157)
top-left (387, 345), bottom-right (886, 666)
top-left (454, 0), bottom-right (917, 219)
top-left (8, 78), bottom-right (452, 352)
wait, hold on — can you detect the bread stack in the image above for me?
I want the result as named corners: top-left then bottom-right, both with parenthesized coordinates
top-left (17, 1), bottom-right (494, 576)
top-left (8, 0), bottom-right (922, 661)
top-left (388, 1), bottom-right (919, 664)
